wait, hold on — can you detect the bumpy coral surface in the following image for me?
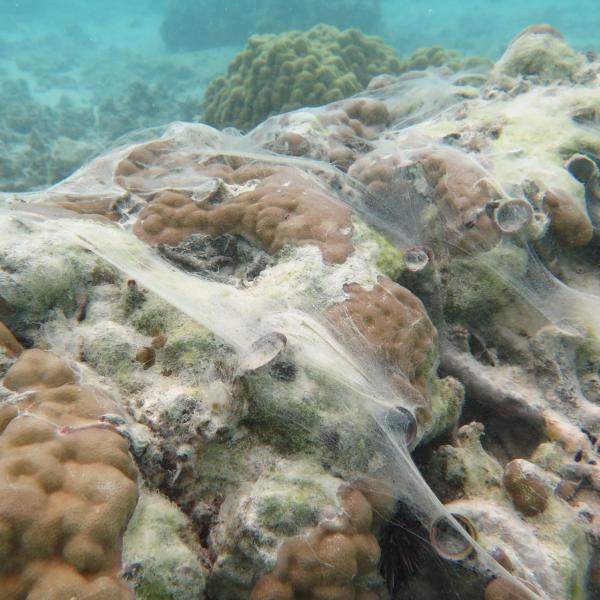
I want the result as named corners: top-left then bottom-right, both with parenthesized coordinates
top-left (133, 167), bottom-right (354, 264)
top-left (251, 486), bottom-right (382, 600)
top-left (493, 25), bottom-right (581, 81)
top-left (1, 22), bottom-right (600, 600)
top-left (203, 25), bottom-right (403, 130)
top-left (0, 346), bottom-right (139, 599)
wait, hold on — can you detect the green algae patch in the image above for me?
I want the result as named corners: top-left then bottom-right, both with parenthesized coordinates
top-left (0, 244), bottom-right (93, 327)
top-left (243, 371), bottom-right (323, 454)
top-left (422, 375), bottom-right (465, 443)
top-left (256, 482), bottom-right (327, 536)
top-left (79, 321), bottom-right (145, 392)
top-left (161, 328), bottom-right (227, 374)
top-left (253, 463), bottom-right (341, 537)
top-left (127, 291), bottom-right (234, 380)
top-left (193, 437), bottom-right (273, 499)
top-left (127, 294), bottom-right (187, 336)
top-left (443, 241), bottom-right (528, 323)
top-left (242, 364), bottom-right (377, 474)
top-left (123, 491), bottom-right (207, 600)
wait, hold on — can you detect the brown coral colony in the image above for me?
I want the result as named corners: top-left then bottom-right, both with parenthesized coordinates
top-left (502, 460), bottom-right (548, 517)
top-left (2, 13), bottom-right (600, 600)
top-left (0, 347), bottom-right (139, 599)
top-left (251, 487), bottom-right (381, 600)
top-left (133, 167), bottom-right (354, 265)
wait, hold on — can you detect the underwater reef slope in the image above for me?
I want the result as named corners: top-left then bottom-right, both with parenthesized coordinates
top-left (1, 24), bottom-right (600, 600)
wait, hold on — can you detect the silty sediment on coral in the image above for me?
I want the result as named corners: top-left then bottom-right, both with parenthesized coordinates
top-left (202, 24), bottom-right (491, 131)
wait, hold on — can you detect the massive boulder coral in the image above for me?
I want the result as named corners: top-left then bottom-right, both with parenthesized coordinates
top-left (202, 25), bottom-right (491, 132)
top-left (0, 345), bottom-right (139, 599)
top-left (396, 45), bottom-right (491, 74)
top-left (202, 25), bottom-right (403, 130)
top-left (328, 276), bottom-right (438, 412)
top-left (250, 486), bottom-right (382, 600)
top-left (348, 142), bottom-right (504, 253)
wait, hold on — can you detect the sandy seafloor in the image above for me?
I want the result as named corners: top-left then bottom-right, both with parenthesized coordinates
top-left (0, 0), bottom-right (598, 192)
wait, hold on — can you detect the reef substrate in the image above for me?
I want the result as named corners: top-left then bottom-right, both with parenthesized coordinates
top-left (1, 24), bottom-right (600, 600)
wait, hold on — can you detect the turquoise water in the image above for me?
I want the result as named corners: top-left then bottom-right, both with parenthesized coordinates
top-left (0, 0), bottom-right (597, 189)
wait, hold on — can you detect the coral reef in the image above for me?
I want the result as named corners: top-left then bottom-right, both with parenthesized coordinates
top-left (122, 490), bottom-right (208, 599)
top-left (132, 167), bottom-right (354, 264)
top-left (493, 25), bottom-right (581, 81)
top-left (202, 25), bottom-right (493, 132)
top-left (250, 486), bottom-right (382, 599)
top-left (327, 276), bottom-right (438, 412)
top-left (1, 22), bottom-right (600, 600)
top-left (202, 25), bottom-right (403, 130)
top-left (0, 28), bottom-right (224, 193)
top-left (394, 45), bottom-right (492, 75)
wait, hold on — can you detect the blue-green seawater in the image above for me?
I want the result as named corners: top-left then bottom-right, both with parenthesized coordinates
top-left (0, 0), bottom-right (597, 189)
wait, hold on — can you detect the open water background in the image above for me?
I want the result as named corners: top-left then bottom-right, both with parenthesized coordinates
top-left (0, 0), bottom-right (597, 191)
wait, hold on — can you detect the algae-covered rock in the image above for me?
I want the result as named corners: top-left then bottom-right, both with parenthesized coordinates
top-left (160, 325), bottom-right (232, 379)
top-left (429, 421), bottom-right (593, 600)
top-left (0, 233), bottom-right (111, 337)
top-left (127, 293), bottom-right (235, 382)
top-left (493, 24), bottom-right (582, 81)
top-left (79, 320), bottom-right (145, 390)
top-left (203, 25), bottom-right (403, 130)
top-left (123, 491), bottom-right (208, 600)
top-left (352, 217), bottom-right (405, 281)
top-left (422, 375), bottom-right (465, 442)
top-left (242, 363), bottom-right (378, 474)
top-left (207, 461), bottom-right (344, 597)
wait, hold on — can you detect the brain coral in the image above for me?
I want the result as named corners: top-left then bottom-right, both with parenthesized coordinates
top-left (0, 348), bottom-right (138, 600)
top-left (202, 25), bottom-right (403, 130)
